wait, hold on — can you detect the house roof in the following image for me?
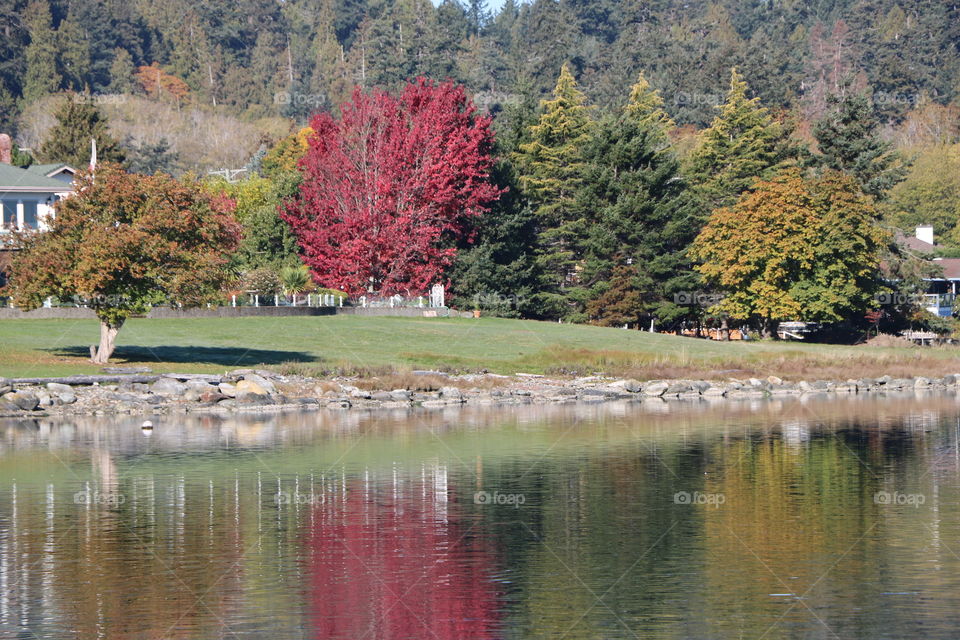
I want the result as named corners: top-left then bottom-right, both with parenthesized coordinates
top-left (25, 163), bottom-right (76, 178)
top-left (929, 258), bottom-right (960, 280)
top-left (894, 230), bottom-right (935, 254)
top-left (0, 163), bottom-right (73, 193)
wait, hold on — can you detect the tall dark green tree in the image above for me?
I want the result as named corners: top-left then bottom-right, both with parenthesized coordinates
top-left (813, 89), bottom-right (909, 200)
top-left (574, 74), bottom-right (699, 328)
top-left (36, 97), bottom-right (124, 167)
top-left (21, 0), bottom-right (60, 102)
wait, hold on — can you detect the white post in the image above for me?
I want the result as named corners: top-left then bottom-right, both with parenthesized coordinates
top-left (232, 295), bottom-right (236, 307)
top-left (274, 294), bottom-right (279, 306)
top-left (293, 293), bottom-right (297, 306)
top-left (255, 294), bottom-right (259, 307)
top-left (339, 296), bottom-right (343, 307)
top-left (16, 201), bottom-right (24, 231)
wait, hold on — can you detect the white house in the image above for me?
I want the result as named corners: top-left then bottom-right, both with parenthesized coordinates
top-left (0, 161), bottom-right (75, 233)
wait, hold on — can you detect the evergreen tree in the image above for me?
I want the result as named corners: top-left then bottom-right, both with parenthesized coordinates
top-left (58, 15), bottom-right (91, 92)
top-left (813, 89), bottom-right (908, 200)
top-left (514, 64), bottom-right (594, 317)
top-left (625, 71), bottom-right (674, 132)
top-left (466, 0), bottom-right (491, 36)
top-left (574, 77), bottom-right (699, 327)
top-left (37, 97), bottom-right (125, 167)
top-left (21, 0), bottom-right (61, 103)
top-left (108, 48), bottom-right (135, 94)
top-left (686, 67), bottom-right (791, 209)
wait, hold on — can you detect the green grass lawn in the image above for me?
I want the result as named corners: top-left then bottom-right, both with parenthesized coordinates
top-left (1, 315), bottom-right (959, 380)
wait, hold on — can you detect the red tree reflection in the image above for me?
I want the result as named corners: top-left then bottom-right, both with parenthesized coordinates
top-left (306, 477), bottom-right (501, 639)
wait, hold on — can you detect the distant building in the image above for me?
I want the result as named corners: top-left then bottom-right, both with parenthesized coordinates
top-left (0, 133), bottom-right (76, 288)
top-left (896, 225), bottom-right (960, 317)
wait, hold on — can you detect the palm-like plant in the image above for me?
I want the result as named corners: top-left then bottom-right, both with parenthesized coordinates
top-left (280, 264), bottom-right (312, 296)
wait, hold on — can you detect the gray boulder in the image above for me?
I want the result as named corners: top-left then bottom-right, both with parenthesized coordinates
top-left (644, 382), bottom-right (669, 397)
top-left (6, 391), bottom-right (39, 411)
top-left (47, 382), bottom-right (73, 395)
top-left (151, 378), bottom-right (187, 396)
top-left (0, 378), bottom-right (11, 395)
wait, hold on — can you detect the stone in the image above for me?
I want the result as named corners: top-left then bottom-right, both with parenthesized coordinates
top-left (6, 391), bottom-right (39, 411)
top-left (439, 386), bottom-right (464, 401)
top-left (0, 377), bottom-right (11, 395)
top-left (371, 391), bottom-right (393, 402)
top-left (703, 386), bottom-right (727, 397)
top-left (766, 375), bottom-right (783, 385)
top-left (665, 382), bottom-right (693, 395)
top-left (200, 391), bottom-right (228, 404)
top-left (644, 382), bottom-right (669, 397)
top-left (236, 379), bottom-right (269, 397)
top-left (151, 378), bottom-right (187, 396)
top-left (241, 374), bottom-right (276, 394)
top-left (389, 389), bottom-right (411, 402)
top-left (218, 382), bottom-right (237, 397)
top-left (47, 382), bottom-right (73, 395)
top-left (349, 388), bottom-right (372, 399)
top-left (610, 379), bottom-right (643, 393)
top-left (914, 377), bottom-right (931, 388)
top-left (690, 381), bottom-right (711, 393)
top-left (59, 392), bottom-right (77, 405)
top-left (185, 379), bottom-right (216, 392)
top-left (236, 393), bottom-right (271, 405)
top-left (37, 393), bottom-right (52, 407)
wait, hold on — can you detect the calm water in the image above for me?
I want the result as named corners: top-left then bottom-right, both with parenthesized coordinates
top-left (2, 393), bottom-right (960, 639)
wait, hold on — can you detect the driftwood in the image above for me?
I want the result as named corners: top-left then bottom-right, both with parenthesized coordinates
top-left (9, 373), bottom-right (222, 386)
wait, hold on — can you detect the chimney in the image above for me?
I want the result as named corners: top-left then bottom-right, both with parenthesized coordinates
top-left (0, 134), bottom-right (11, 164)
top-left (916, 225), bottom-right (934, 246)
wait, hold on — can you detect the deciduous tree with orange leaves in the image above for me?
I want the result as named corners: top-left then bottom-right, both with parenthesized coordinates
top-left (691, 169), bottom-right (887, 337)
top-left (9, 164), bottom-right (240, 363)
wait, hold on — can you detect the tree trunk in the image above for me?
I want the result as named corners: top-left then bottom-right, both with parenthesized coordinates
top-left (719, 317), bottom-right (730, 341)
top-left (90, 320), bottom-right (123, 364)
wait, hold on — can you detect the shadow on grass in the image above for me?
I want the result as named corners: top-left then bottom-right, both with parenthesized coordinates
top-left (50, 345), bottom-right (320, 367)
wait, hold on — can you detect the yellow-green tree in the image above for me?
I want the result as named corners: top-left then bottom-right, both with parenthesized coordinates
top-left (686, 68), bottom-right (790, 209)
top-left (513, 64), bottom-right (594, 316)
top-left (691, 169), bottom-right (887, 336)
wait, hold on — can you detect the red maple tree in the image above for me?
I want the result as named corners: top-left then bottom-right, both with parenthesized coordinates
top-left (281, 79), bottom-right (502, 296)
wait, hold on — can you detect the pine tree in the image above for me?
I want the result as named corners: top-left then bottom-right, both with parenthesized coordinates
top-left (466, 0), bottom-right (491, 36)
top-left (513, 64), bottom-right (594, 316)
top-left (22, 0), bottom-right (61, 103)
top-left (58, 15), bottom-right (91, 92)
top-left (574, 77), bottom-right (699, 327)
top-left (37, 97), bottom-right (125, 167)
top-left (108, 48), bottom-right (135, 94)
top-left (686, 67), bottom-right (790, 209)
top-left (625, 71), bottom-right (675, 132)
top-left (813, 89), bottom-right (908, 200)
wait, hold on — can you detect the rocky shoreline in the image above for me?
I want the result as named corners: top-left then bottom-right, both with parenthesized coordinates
top-left (2, 369), bottom-right (960, 419)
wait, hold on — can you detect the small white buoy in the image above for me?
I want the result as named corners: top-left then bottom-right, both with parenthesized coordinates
top-left (141, 420), bottom-right (154, 433)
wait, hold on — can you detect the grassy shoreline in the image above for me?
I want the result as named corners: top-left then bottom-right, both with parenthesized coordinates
top-left (2, 315), bottom-right (959, 381)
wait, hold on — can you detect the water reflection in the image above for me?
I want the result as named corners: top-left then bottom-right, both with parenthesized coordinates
top-left (1, 393), bottom-right (960, 638)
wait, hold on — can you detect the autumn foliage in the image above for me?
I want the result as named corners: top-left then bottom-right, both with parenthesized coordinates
top-left (691, 169), bottom-right (887, 335)
top-left (135, 62), bottom-right (190, 107)
top-left (281, 79), bottom-right (502, 296)
top-left (10, 163), bottom-right (240, 362)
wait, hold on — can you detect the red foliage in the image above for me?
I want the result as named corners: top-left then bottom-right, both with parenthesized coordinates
top-left (281, 79), bottom-right (503, 296)
top-left (306, 479), bottom-right (502, 639)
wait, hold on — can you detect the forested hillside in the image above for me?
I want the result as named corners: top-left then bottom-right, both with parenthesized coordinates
top-left (1, 0), bottom-right (958, 133)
